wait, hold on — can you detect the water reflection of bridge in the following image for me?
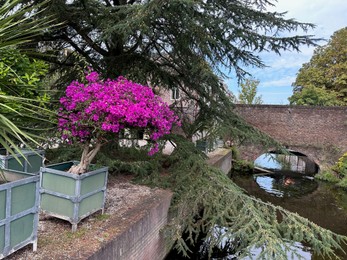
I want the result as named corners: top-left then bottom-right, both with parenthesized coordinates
top-left (234, 104), bottom-right (347, 170)
top-left (267, 150), bottom-right (319, 174)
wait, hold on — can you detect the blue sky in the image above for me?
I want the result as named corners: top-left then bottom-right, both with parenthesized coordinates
top-left (226, 0), bottom-right (347, 104)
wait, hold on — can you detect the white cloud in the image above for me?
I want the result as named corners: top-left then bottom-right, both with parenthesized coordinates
top-left (266, 55), bottom-right (308, 70)
top-left (226, 0), bottom-right (347, 104)
top-left (270, 0), bottom-right (347, 39)
top-left (261, 76), bottom-right (297, 88)
top-left (255, 0), bottom-right (346, 103)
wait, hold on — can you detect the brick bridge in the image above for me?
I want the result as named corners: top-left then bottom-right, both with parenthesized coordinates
top-left (234, 104), bottom-right (347, 171)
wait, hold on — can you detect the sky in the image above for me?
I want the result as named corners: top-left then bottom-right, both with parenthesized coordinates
top-left (226, 0), bottom-right (347, 104)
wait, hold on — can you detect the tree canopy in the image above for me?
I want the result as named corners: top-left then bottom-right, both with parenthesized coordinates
top-left (38, 0), bottom-right (319, 82)
top-left (238, 78), bottom-right (263, 104)
top-left (288, 85), bottom-right (343, 106)
top-left (290, 27), bottom-right (347, 105)
top-left (30, 0), bottom-right (320, 142)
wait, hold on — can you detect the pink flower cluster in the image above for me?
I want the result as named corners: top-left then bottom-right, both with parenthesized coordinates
top-left (58, 71), bottom-right (180, 155)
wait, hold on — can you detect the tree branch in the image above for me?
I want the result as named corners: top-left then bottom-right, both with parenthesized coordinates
top-left (62, 34), bottom-right (102, 71)
top-left (68, 21), bottom-right (109, 56)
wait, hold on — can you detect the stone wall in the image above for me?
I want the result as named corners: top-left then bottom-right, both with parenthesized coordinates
top-left (234, 105), bottom-right (347, 168)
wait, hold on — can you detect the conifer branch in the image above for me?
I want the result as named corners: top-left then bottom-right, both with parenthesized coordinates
top-left (162, 135), bottom-right (347, 259)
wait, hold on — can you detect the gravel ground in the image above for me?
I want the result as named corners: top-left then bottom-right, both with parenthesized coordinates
top-left (7, 174), bottom-right (158, 260)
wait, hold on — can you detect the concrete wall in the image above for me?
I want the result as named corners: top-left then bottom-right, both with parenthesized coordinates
top-left (207, 148), bottom-right (233, 175)
top-left (87, 190), bottom-right (173, 260)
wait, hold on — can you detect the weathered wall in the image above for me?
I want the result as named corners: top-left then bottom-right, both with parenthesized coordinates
top-left (207, 148), bottom-right (233, 175)
top-left (87, 190), bottom-right (173, 260)
top-left (234, 105), bottom-right (347, 169)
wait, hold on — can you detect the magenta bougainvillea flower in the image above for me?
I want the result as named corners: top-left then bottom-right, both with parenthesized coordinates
top-left (58, 71), bottom-right (180, 160)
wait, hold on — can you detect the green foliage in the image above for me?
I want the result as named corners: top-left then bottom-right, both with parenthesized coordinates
top-left (337, 178), bottom-right (347, 189)
top-left (64, 227), bottom-right (87, 240)
top-left (288, 85), bottom-right (343, 106)
top-left (315, 152), bottom-right (347, 189)
top-left (45, 143), bottom-right (161, 177)
top-left (34, 0), bottom-right (319, 81)
top-left (45, 144), bottom-right (82, 164)
top-left (141, 135), bottom-right (347, 259)
top-left (229, 146), bottom-right (254, 175)
top-left (291, 27), bottom-right (347, 105)
top-left (231, 159), bottom-right (254, 175)
top-left (28, 0), bottom-right (320, 144)
top-left (0, 0), bottom-right (55, 159)
top-left (335, 152), bottom-right (347, 189)
top-left (95, 214), bottom-right (110, 221)
top-left (238, 78), bottom-right (263, 104)
top-left (334, 152), bottom-right (347, 176)
top-left (0, 48), bottom-right (53, 138)
top-left (231, 146), bottom-right (240, 160)
top-left (20, 1), bottom-right (345, 257)
top-left (0, 0), bottom-right (53, 50)
top-left (45, 140), bottom-right (347, 258)
top-left (0, 48), bottom-right (49, 100)
top-left (96, 153), bottom-right (159, 178)
top-left (315, 170), bottom-right (340, 183)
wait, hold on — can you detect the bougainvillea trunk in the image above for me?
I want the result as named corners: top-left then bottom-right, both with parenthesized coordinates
top-left (68, 142), bottom-right (102, 175)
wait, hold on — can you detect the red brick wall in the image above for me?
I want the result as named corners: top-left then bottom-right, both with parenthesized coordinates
top-left (234, 105), bottom-right (347, 168)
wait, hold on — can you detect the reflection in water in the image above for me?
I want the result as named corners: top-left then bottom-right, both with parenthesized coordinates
top-left (232, 174), bottom-right (347, 260)
top-left (168, 151), bottom-right (345, 260)
top-left (254, 174), bottom-right (318, 198)
top-left (255, 153), bottom-right (283, 170)
top-left (244, 242), bottom-right (312, 260)
top-left (238, 173), bottom-right (320, 259)
top-left (235, 149), bottom-right (340, 259)
top-left (167, 173), bottom-right (347, 260)
top-left (255, 153), bottom-right (318, 174)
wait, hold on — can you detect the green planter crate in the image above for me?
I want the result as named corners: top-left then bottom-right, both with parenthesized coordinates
top-left (0, 148), bottom-right (44, 174)
top-left (40, 161), bottom-right (108, 232)
top-left (0, 170), bottom-right (40, 259)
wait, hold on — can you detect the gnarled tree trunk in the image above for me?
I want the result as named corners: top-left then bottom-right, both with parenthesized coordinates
top-left (68, 141), bottom-right (102, 175)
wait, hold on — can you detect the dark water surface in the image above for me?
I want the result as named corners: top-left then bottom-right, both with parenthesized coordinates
top-left (166, 172), bottom-right (347, 259)
top-left (232, 173), bottom-right (347, 260)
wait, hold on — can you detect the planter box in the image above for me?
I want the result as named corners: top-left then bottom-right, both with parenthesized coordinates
top-left (0, 170), bottom-right (40, 259)
top-left (40, 161), bottom-right (108, 232)
top-left (196, 139), bottom-right (221, 153)
top-left (0, 149), bottom-right (44, 174)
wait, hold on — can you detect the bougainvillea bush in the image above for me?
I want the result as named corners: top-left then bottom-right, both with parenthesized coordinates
top-left (58, 71), bottom-right (180, 174)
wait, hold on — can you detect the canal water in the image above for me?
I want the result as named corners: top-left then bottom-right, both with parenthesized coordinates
top-left (232, 152), bottom-right (347, 259)
top-left (232, 173), bottom-right (347, 259)
top-left (167, 153), bottom-right (347, 259)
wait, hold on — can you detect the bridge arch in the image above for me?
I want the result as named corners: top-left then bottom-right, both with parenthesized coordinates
top-left (253, 149), bottom-right (320, 174)
top-left (234, 105), bottom-right (347, 170)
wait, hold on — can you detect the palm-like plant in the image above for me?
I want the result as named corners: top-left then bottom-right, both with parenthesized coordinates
top-left (0, 0), bottom-right (54, 158)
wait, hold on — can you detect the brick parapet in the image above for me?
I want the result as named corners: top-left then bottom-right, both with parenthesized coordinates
top-left (234, 105), bottom-right (347, 168)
